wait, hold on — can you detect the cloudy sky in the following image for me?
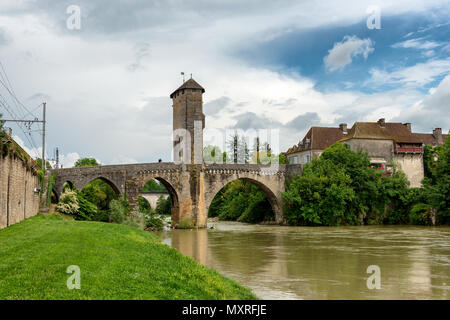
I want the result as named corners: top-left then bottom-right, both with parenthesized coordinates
top-left (0, 0), bottom-right (449, 167)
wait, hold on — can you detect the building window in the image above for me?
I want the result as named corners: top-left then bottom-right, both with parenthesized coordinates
top-left (306, 154), bottom-right (311, 163)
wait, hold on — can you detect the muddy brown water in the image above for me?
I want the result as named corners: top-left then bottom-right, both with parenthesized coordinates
top-left (156, 221), bottom-right (450, 299)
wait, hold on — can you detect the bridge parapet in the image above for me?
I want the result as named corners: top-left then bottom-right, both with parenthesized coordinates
top-left (51, 162), bottom-right (303, 227)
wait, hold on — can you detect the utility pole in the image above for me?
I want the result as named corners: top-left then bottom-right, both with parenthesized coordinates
top-left (55, 147), bottom-right (59, 169)
top-left (42, 102), bottom-right (46, 172)
top-left (3, 102), bottom-right (47, 170)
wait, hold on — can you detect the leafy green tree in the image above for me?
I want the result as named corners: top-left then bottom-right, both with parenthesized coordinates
top-left (0, 113), bottom-right (4, 131)
top-left (278, 153), bottom-right (287, 164)
top-left (282, 143), bottom-right (410, 226)
top-left (421, 135), bottom-right (450, 224)
top-left (36, 158), bottom-right (52, 170)
top-left (74, 158), bottom-right (100, 167)
top-left (138, 195), bottom-right (152, 214)
top-left (81, 179), bottom-right (118, 211)
top-left (109, 195), bottom-right (130, 224)
top-left (208, 180), bottom-right (274, 223)
top-left (227, 132), bottom-right (239, 164)
top-left (76, 192), bottom-right (97, 221)
top-left (155, 195), bottom-right (171, 215)
top-left (142, 179), bottom-right (167, 192)
top-left (203, 145), bottom-right (222, 163)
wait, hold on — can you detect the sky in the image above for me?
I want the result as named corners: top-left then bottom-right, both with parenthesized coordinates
top-left (0, 0), bottom-right (449, 167)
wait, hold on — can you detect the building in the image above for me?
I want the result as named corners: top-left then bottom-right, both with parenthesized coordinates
top-left (286, 118), bottom-right (447, 188)
top-left (286, 124), bottom-right (348, 164)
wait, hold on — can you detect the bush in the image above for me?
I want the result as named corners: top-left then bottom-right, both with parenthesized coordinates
top-left (138, 195), bottom-right (151, 214)
top-left (155, 195), bottom-right (171, 215)
top-left (409, 203), bottom-right (431, 225)
top-left (123, 211), bottom-right (146, 229)
top-left (76, 192), bottom-right (97, 221)
top-left (109, 196), bottom-right (129, 224)
top-left (144, 212), bottom-right (164, 231)
top-left (209, 180), bottom-right (274, 223)
top-left (55, 190), bottom-right (79, 216)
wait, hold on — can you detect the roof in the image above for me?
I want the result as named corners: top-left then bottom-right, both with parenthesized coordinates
top-left (286, 127), bottom-right (345, 155)
top-left (412, 133), bottom-right (448, 146)
top-left (340, 122), bottom-right (423, 143)
top-left (170, 78), bottom-right (205, 98)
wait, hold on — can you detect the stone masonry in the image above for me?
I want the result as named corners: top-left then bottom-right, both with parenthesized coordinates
top-left (0, 143), bottom-right (40, 229)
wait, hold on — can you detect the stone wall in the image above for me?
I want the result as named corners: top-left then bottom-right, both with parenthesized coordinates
top-left (0, 152), bottom-right (40, 229)
top-left (394, 154), bottom-right (424, 188)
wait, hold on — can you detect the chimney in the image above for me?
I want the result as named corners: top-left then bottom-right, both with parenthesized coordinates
top-left (339, 123), bottom-right (347, 134)
top-left (378, 118), bottom-right (386, 128)
top-left (403, 123), bottom-right (411, 132)
top-left (433, 128), bottom-right (443, 144)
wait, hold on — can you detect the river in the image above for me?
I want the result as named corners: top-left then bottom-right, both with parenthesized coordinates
top-left (156, 221), bottom-right (450, 299)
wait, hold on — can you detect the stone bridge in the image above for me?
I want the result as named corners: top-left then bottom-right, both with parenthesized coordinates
top-left (52, 162), bottom-right (302, 227)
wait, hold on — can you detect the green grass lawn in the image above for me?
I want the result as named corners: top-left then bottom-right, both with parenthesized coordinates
top-left (0, 214), bottom-right (257, 300)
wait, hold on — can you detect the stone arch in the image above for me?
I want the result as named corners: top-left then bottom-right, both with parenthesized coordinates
top-left (205, 175), bottom-right (283, 222)
top-left (138, 176), bottom-right (180, 222)
top-left (55, 180), bottom-right (74, 197)
top-left (79, 176), bottom-right (121, 197)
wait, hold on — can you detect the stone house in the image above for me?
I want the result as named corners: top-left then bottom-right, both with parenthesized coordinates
top-left (286, 124), bottom-right (348, 164)
top-left (286, 118), bottom-right (447, 188)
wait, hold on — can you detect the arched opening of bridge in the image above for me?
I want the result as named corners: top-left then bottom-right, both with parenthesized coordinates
top-left (140, 178), bottom-right (179, 225)
top-left (62, 181), bottom-right (74, 192)
top-left (208, 178), bottom-right (276, 223)
top-left (79, 177), bottom-right (120, 222)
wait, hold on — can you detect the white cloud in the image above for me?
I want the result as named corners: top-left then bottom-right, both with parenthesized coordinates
top-left (59, 152), bottom-right (81, 168)
top-left (367, 59), bottom-right (450, 87)
top-left (392, 75), bottom-right (450, 132)
top-left (391, 37), bottom-right (443, 50)
top-left (324, 35), bottom-right (374, 71)
top-left (0, 0), bottom-right (449, 160)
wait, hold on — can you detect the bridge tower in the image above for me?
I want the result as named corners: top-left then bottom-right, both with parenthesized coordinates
top-left (170, 78), bottom-right (205, 164)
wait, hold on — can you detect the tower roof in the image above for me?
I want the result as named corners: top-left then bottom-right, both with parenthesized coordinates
top-left (170, 78), bottom-right (205, 98)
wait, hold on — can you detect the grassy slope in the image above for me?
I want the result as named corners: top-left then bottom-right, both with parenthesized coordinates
top-left (0, 215), bottom-right (257, 300)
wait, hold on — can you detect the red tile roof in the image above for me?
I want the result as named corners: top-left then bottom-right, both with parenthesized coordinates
top-left (286, 127), bottom-right (345, 154)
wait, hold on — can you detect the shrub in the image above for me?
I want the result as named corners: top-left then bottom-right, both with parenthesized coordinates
top-left (155, 195), bottom-right (171, 215)
top-left (75, 192), bottom-right (97, 221)
top-left (109, 196), bottom-right (129, 224)
top-left (123, 211), bottom-right (146, 229)
top-left (144, 212), bottom-right (164, 231)
top-left (410, 203), bottom-right (434, 225)
top-left (55, 190), bottom-right (79, 216)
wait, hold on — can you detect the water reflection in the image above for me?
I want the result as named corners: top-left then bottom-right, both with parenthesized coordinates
top-left (156, 222), bottom-right (450, 300)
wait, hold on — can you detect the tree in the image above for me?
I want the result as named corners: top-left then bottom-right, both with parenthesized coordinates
top-left (142, 179), bottom-right (167, 192)
top-left (208, 180), bottom-right (274, 223)
top-left (238, 137), bottom-right (250, 164)
top-left (80, 179), bottom-right (118, 211)
top-left (203, 145), bottom-right (222, 163)
top-left (36, 158), bottom-right (52, 170)
top-left (282, 143), bottom-right (409, 226)
top-left (155, 195), bottom-right (171, 215)
top-left (0, 113), bottom-right (4, 131)
top-left (252, 137), bottom-right (261, 164)
top-left (421, 135), bottom-right (450, 224)
top-left (227, 132), bottom-right (239, 164)
top-left (74, 158), bottom-right (100, 167)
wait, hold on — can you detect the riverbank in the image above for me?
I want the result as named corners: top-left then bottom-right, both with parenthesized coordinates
top-left (0, 214), bottom-right (257, 300)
